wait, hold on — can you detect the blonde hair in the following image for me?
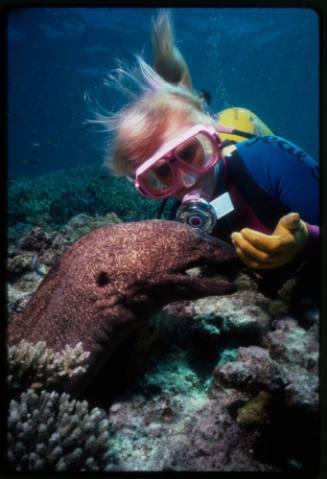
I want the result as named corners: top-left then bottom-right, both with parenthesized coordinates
top-left (90, 56), bottom-right (214, 177)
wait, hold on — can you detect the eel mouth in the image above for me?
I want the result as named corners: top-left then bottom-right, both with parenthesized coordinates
top-left (189, 271), bottom-right (237, 295)
top-left (183, 244), bottom-right (241, 295)
top-left (184, 263), bottom-right (238, 295)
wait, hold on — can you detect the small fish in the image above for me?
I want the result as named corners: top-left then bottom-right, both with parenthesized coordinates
top-left (22, 159), bottom-right (39, 166)
top-left (47, 139), bottom-right (59, 146)
top-left (30, 254), bottom-right (46, 277)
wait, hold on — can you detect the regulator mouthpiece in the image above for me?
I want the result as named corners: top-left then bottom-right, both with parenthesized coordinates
top-left (176, 199), bottom-right (217, 233)
top-left (176, 192), bottom-right (235, 233)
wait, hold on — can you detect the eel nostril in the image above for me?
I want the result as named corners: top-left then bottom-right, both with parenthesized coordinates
top-left (96, 271), bottom-right (110, 287)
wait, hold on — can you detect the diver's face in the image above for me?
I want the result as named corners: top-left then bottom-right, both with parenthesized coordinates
top-left (134, 124), bottom-right (220, 201)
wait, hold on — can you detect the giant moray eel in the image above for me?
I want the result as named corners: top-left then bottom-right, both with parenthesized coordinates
top-left (8, 220), bottom-right (238, 393)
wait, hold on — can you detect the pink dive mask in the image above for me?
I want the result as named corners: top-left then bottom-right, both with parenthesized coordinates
top-left (134, 124), bottom-right (225, 200)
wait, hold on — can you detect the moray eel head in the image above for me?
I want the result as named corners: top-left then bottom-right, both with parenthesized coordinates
top-left (98, 220), bottom-right (239, 303)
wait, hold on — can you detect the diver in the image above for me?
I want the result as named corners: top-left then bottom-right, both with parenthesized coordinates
top-left (101, 10), bottom-right (319, 282)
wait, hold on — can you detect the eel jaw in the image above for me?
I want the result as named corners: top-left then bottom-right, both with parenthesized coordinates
top-left (172, 270), bottom-right (237, 298)
top-left (191, 275), bottom-right (237, 295)
top-left (183, 256), bottom-right (240, 296)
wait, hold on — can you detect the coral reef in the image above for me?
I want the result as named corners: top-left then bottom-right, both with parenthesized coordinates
top-left (6, 213), bottom-right (320, 473)
top-left (107, 367), bottom-right (274, 471)
top-left (59, 212), bottom-right (122, 243)
top-left (7, 389), bottom-right (113, 471)
top-left (7, 253), bottom-right (35, 276)
top-left (162, 289), bottom-right (271, 343)
top-left (16, 227), bottom-right (70, 268)
top-left (212, 318), bottom-right (318, 412)
top-left (264, 319), bottom-right (319, 412)
top-left (7, 284), bottom-right (32, 317)
top-left (8, 341), bottom-right (90, 394)
top-left (8, 164), bottom-right (165, 229)
top-left (214, 345), bottom-right (288, 393)
top-left (19, 226), bottom-right (54, 251)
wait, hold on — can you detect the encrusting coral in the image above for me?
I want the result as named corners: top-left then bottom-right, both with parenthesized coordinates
top-left (7, 389), bottom-right (113, 471)
top-left (8, 340), bottom-right (90, 393)
top-left (237, 390), bottom-right (272, 426)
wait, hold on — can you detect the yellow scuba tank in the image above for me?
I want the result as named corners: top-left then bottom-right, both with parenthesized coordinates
top-left (216, 107), bottom-right (273, 143)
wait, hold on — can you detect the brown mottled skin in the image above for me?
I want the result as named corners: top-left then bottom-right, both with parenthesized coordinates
top-left (8, 220), bottom-right (237, 393)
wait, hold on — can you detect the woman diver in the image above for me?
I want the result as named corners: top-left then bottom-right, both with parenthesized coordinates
top-left (99, 10), bottom-right (319, 275)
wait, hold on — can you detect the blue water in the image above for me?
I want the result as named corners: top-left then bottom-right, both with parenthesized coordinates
top-left (7, 7), bottom-right (319, 178)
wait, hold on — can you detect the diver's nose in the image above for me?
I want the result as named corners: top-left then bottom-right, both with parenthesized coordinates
top-left (179, 171), bottom-right (198, 188)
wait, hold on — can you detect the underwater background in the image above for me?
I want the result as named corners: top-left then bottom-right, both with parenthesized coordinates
top-left (7, 7), bottom-right (320, 473)
top-left (7, 7), bottom-right (319, 231)
top-left (8, 7), bottom-right (319, 179)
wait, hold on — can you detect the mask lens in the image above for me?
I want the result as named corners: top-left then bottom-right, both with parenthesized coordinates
top-left (142, 160), bottom-right (173, 195)
top-left (175, 133), bottom-right (215, 169)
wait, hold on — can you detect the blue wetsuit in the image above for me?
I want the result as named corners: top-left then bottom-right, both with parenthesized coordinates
top-left (212, 135), bottom-right (319, 259)
top-left (236, 136), bottom-right (319, 225)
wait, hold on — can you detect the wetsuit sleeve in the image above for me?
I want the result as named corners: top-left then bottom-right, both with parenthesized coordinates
top-left (306, 224), bottom-right (320, 250)
top-left (236, 135), bottom-right (319, 254)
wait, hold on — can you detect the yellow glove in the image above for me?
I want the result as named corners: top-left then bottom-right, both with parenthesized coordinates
top-left (230, 212), bottom-right (308, 269)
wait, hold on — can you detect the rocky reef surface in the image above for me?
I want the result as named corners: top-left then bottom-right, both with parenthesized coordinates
top-left (6, 212), bottom-right (320, 473)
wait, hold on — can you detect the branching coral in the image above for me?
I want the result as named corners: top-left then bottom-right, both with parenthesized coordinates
top-left (7, 389), bottom-right (114, 471)
top-left (8, 164), bottom-right (165, 228)
top-left (8, 340), bottom-right (90, 393)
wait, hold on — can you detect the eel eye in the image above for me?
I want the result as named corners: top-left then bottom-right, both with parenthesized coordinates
top-left (206, 243), bottom-right (214, 253)
top-left (96, 271), bottom-right (110, 287)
